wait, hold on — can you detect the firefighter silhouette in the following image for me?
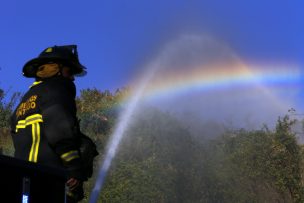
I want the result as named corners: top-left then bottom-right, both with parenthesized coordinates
top-left (11, 45), bottom-right (97, 203)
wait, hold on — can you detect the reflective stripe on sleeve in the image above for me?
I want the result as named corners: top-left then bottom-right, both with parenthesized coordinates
top-left (60, 150), bottom-right (80, 162)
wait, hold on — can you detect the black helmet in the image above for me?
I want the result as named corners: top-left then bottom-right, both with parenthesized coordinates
top-left (22, 45), bottom-right (87, 78)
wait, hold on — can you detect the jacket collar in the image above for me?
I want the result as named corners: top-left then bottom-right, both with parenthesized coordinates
top-left (29, 81), bottom-right (43, 88)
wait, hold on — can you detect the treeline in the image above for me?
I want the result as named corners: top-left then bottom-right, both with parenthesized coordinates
top-left (1, 88), bottom-right (304, 202)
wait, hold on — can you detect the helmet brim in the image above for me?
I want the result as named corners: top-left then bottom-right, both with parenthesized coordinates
top-left (23, 56), bottom-right (86, 78)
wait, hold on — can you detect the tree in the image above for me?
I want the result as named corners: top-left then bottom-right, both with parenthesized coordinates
top-left (271, 116), bottom-right (304, 202)
top-left (0, 88), bottom-right (21, 156)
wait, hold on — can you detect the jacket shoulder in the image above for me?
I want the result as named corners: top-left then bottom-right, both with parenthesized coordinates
top-left (38, 77), bottom-right (76, 111)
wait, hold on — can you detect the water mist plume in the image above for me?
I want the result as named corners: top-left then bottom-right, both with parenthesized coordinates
top-left (89, 34), bottom-right (301, 202)
top-left (140, 35), bottom-right (301, 130)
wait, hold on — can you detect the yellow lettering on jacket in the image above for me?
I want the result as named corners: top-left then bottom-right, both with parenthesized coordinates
top-left (16, 95), bottom-right (38, 118)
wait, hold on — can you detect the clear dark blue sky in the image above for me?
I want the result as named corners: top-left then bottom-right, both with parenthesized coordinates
top-left (0, 0), bottom-right (303, 95)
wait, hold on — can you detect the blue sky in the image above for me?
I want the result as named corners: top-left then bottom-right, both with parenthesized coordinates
top-left (0, 0), bottom-right (303, 95)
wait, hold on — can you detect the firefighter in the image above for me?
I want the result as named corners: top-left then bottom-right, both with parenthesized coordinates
top-left (10, 45), bottom-right (94, 203)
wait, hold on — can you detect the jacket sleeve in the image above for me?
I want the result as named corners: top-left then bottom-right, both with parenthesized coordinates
top-left (40, 80), bottom-right (85, 180)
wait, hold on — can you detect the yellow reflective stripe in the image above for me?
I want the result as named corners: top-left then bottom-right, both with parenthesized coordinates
top-left (29, 81), bottom-right (43, 88)
top-left (60, 150), bottom-right (80, 162)
top-left (34, 123), bottom-right (40, 162)
top-left (28, 123), bottom-right (36, 162)
top-left (28, 123), bottom-right (40, 163)
top-left (16, 114), bottom-right (43, 130)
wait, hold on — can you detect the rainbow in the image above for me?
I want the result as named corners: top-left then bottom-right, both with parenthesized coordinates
top-left (139, 63), bottom-right (301, 101)
top-left (122, 34), bottom-right (302, 113)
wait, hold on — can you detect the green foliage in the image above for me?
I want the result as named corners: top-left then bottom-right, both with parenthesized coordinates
top-left (272, 116), bottom-right (304, 202)
top-left (76, 88), bottom-right (126, 152)
top-left (76, 88), bottom-right (129, 202)
top-left (99, 108), bottom-right (197, 203)
top-left (101, 158), bottom-right (168, 203)
top-left (0, 89), bottom-right (21, 128)
top-left (203, 116), bottom-right (304, 202)
top-left (75, 88), bottom-right (304, 203)
top-left (0, 89), bottom-right (21, 156)
top-left (1, 86), bottom-right (304, 202)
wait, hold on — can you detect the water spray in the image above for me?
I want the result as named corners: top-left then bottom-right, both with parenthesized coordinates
top-left (89, 62), bottom-right (159, 203)
top-left (88, 34), bottom-right (299, 202)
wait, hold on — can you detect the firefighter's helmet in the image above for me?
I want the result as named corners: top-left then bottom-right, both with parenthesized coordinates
top-left (22, 45), bottom-right (87, 78)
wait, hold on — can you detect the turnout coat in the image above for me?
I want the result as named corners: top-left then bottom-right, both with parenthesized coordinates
top-left (10, 76), bottom-right (84, 180)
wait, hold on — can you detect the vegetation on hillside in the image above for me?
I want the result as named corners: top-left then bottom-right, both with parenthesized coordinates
top-left (0, 89), bottom-right (20, 155)
top-left (1, 87), bottom-right (304, 202)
